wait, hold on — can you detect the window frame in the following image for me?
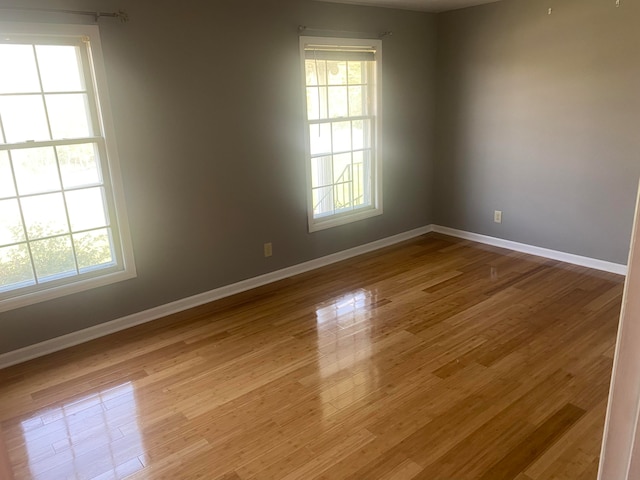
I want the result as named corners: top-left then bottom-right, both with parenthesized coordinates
top-left (300, 36), bottom-right (383, 233)
top-left (0, 22), bottom-right (136, 313)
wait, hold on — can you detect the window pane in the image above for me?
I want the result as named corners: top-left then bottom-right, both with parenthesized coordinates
top-left (361, 150), bottom-right (373, 177)
top-left (333, 153), bottom-right (351, 183)
top-left (347, 61), bottom-right (362, 85)
top-left (31, 235), bottom-right (76, 281)
top-left (12, 147), bottom-right (61, 195)
top-left (353, 151), bottom-right (366, 207)
top-left (312, 186), bottom-right (333, 216)
top-left (332, 121), bottom-right (351, 153)
top-left (328, 86), bottom-right (348, 119)
top-left (0, 243), bottom-right (35, 290)
top-left (353, 150), bottom-right (363, 165)
top-left (327, 61), bottom-right (347, 85)
top-left (66, 187), bottom-right (108, 232)
top-left (334, 181), bottom-right (353, 211)
top-left (0, 152), bottom-right (16, 198)
top-left (0, 96), bottom-right (50, 143)
top-left (360, 150), bottom-right (373, 206)
top-left (0, 199), bottom-right (25, 246)
top-left (58, 143), bottom-right (101, 188)
top-left (305, 59), bottom-right (327, 86)
top-left (309, 123), bottom-right (331, 156)
top-left (306, 87), bottom-right (328, 121)
top-left (311, 155), bottom-right (332, 188)
top-left (36, 45), bottom-right (84, 92)
top-left (348, 86), bottom-right (364, 117)
top-left (74, 228), bottom-right (114, 271)
top-left (21, 193), bottom-right (69, 239)
top-left (0, 44), bottom-right (40, 94)
top-left (305, 60), bottom-right (317, 86)
top-left (46, 94), bottom-right (92, 139)
top-left (352, 120), bottom-right (371, 151)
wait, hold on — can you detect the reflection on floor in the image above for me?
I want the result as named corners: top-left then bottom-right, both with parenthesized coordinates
top-left (0, 233), bottom-right (624, 479)
top-left (16, 383), bottom-right (144, 479)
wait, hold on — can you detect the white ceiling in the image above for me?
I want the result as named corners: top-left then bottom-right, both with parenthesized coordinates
top-left (314, 0), bottom-right (505, 12)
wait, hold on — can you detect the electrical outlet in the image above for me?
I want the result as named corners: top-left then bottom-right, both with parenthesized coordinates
top-left (263, 242), bottom-right (273, 257)
top-left (494, 210), bottom-right (502, 224)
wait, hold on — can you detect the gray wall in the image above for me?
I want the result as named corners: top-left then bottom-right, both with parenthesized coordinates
top-left (3, 0), bottom-right (639, 356)
top-left (434, 0), bottom-right (640, 264)
top-left (0, 0), bottom-right (436, 353)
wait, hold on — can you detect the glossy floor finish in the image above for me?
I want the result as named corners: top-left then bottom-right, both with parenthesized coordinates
top-left (0, 233), bottom-right (624, 480)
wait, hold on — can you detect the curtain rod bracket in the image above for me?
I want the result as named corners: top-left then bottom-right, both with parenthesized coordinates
top-left (116, 10), bottom-right (129, 23)
top-left (97, 10), bottom-right (129, 23)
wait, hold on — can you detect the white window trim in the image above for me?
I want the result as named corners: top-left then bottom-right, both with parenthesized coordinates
top-left (300, 36), bottom-right (383, 233)
top-left (0, 22), bottom-right (136, 313)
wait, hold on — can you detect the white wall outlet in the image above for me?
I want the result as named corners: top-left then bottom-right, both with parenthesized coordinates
top-left (263, 242), bottom-right (273, 257)
top-left (494, 210), bottom-right (502, 223)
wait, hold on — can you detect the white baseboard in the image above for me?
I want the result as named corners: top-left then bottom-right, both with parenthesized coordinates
top-left (1, 224), bottom-right (627, 369)
top-left (0, 225), bottom-right (433, 369)
top-left (432, 225), bottom-right (628, 276)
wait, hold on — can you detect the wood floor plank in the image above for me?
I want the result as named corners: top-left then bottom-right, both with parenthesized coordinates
top-left (478, 403), bottom-right (586, 480)
top-left (0, 233), bottom-right (623, 479)
top-left (525, 399), bottom-right (608, 479)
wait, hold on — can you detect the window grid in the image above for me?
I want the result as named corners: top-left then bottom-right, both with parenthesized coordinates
top-left (35, 44), bottom-right (83, 277)
top-left (0, 36), bottom-right (118, 295)
top-left (0, 156), bottom-right (116, 291)
top-left (306, 57), bottom-right (376, 219)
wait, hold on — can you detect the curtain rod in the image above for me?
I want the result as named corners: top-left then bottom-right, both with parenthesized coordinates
top-left (0, 7), bottom-right (128, 22)
top-left (298, 25), bottom-right (392, 39)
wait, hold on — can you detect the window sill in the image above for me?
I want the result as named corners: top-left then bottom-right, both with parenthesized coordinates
top-left (0, 268), bottom-right (137, 313)
top-left (308, 206), bottom-right (383, 232)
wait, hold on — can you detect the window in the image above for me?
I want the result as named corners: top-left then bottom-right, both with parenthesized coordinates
top-left (0, 23), bottom-right (135, 312)
top-left (300, 36), bottom-right (382, 232)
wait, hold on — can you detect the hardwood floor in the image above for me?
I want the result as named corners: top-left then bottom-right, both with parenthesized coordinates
top-left (0, 233), bottom-right (624, 480)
